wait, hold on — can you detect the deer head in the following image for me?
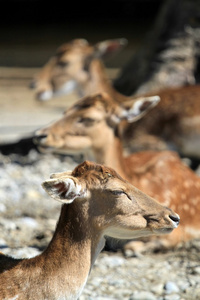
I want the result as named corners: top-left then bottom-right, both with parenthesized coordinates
top-left (34, 92), bottom-right (159, 154)
top-left (31, 38), bottom-right (128, 101)
top-left (42, 161), bottom-right (179, 239)
top-left (0, 160), bottom-right (179, 300)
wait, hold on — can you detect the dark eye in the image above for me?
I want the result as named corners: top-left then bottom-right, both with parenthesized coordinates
top-left (110, 189), bottom-right (132, 200)
top-left (57, 61), bottom-right (69, 68)
top-left (110, 190), bottom-right (124, 196)
top-left (77, 117), bottom-right (95, 126)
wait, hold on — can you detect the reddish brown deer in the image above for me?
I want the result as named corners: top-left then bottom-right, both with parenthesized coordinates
top-left (0, 161), bottom-right (179, 299)
top-left (34, 93), bottom-right (200, 251)
top-left (31, 38), bottom-right (200, 159)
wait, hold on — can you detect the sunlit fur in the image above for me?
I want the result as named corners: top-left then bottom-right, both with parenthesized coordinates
top-left (31, 39), bottom-right (200, 158)
top-left (35, 93), bottom-right (200, 250)
top-left (0, 161), bottom-right (179, 299)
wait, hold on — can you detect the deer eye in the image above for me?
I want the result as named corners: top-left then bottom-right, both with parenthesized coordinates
top-left (77, 117), bottom-right (95, 126)
top-left (57, 61), bottom-right (69, 68)
top-left (110, 190), bottom-right (124, 196)
top-left (110, 189), bottom-right (132, 200)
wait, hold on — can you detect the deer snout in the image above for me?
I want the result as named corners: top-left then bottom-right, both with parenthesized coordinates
top-left (144, 208), bottom-right (180, 235)
top-left (33, 132), bottom-right (53, 153)
top-left (159, 210), bottom-right (180, 234)
top-left (168, 213), bottom-right (180, 228)
top-left (33, 133), bottom-right (48, 145)
top-left (29, 79), bottom-right (37, 89)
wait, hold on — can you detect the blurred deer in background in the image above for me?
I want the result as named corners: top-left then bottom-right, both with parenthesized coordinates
top-left (0, 161), bottom-right (179, 299)
top-left (31, 39), bottom-right (200, 159)
top-left (31, 38), bottom-right (128, 101)
top-left (34, 93), bottom-right (200, 252)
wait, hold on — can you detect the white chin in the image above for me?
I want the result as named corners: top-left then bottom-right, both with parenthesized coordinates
top-left (38, 90), bottom-right (53, 101)
top-left (55, 80), bottom-right (77, 96)
top-left (153, 227), bottom-right (174, 235)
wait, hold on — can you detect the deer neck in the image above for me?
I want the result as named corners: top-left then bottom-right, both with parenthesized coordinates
top-left (47, 202), bottom-right (105, 257)
top-left (92, 133), bottom-right (130, 181)
top-left (21, 203), bottom-right (105, 300)
top-left (41, 203), bottom-right (105, 299)
top-left (80, 60), bottom-right (128, 103)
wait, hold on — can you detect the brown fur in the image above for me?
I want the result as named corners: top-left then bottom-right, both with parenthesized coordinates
top-left (31, 39), bottom-right (200, 158)
top-left (35, 93), bottom-right (200, 250)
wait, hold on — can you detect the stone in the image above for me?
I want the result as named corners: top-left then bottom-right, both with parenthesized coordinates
top-left (164, 281), bottom-right (179, 294)
top-left (130, 291), bottom-right (157, 300)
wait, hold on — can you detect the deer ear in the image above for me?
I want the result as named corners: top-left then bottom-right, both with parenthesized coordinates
top-left (42, 176), bottom-right (87, 204)
top-left (120, 95), bottom-right (160, 122)
top-left (94, 38), bottom-right (128, 60)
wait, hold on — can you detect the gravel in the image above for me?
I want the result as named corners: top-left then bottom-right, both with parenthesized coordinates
top-left (0, 149), bottom-right (200, 299)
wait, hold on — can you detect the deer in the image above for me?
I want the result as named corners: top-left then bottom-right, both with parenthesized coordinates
top-left (34, 93), bottom-right (200, 253)
top-left (0, 161), bottom-right (179, 299)
top-left (30, 38), bottom-right (128, 101)
top-left (30, 38), bottom-right (200, 159)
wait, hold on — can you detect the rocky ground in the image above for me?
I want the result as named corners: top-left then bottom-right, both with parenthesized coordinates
top-left (0, 67), bottom-right (200, 299)
top-left (0, 150), bottom-right (200, 300)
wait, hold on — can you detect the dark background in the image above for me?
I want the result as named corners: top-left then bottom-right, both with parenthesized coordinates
top-left (0, 0), bottom-right (164, 67)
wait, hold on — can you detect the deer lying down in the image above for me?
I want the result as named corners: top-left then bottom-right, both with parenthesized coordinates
top-left (31, 38), bottom-right (200, 158)
top-left (34, 93), bottom-right (200, 252)
top-left (30, 38), bottom-right (128, 101)
top-left (0, 161), bottom-right (179, 300)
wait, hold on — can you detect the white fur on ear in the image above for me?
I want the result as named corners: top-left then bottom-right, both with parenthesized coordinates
top-left (110, 114), bottom-right (121, 124)
top-left (42, 177), bottom-right (87, 204)
top-left (123, 95), bottom-right (160, 122)
top-left (95, 38), bottom-right (128, 59)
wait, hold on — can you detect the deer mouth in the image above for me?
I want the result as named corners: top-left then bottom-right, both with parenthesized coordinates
top-left (36, 144), bottom-right (55, 154)
top-left (33, 135), bottom-right (87, 158)
top-left (33, 134), bottom-right (54, 153)
top-left (153, 227), bottom-right (175, 235)
top-left (145, 212), bottom-right (180, 235)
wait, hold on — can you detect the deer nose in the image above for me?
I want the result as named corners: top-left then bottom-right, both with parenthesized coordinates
top-left (29, 80), bottom-right (37, 89)
top-left (33, 134), bottom-right (48, 145)
top-left (169, 213), bottom-right (180, 227)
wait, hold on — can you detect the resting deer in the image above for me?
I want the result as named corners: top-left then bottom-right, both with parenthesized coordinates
top-left (34, 93), bottom-right (200, 251)
top-left (30, 38), bottom-right (128, 101)
top-left (0, 161), bottom-right (179, 299)
top-left (31, 38), bottom-right (200, 159)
